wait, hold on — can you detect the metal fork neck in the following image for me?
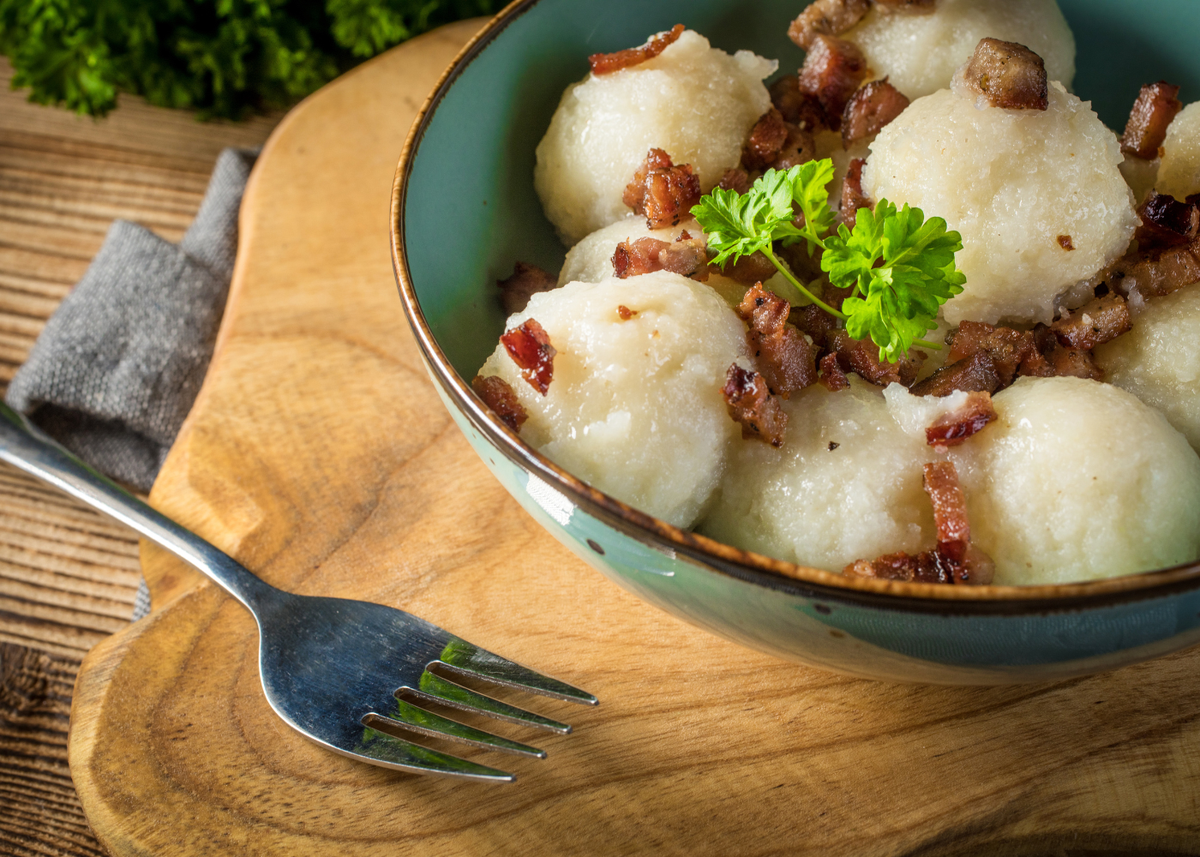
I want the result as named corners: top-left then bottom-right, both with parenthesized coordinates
top-left (0, 402), bottom-right (278, 612)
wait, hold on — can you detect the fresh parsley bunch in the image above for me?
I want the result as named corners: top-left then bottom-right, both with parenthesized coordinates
top-left (692, 159), bottom-right (966, 363)
top-left (0, 0), bottom-right (499, 119)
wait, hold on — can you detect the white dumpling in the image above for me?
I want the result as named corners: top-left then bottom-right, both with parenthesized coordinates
top-left (943, 377), bottom-right (1200, 585)
top-left (477, 271), bottom-right (749, 528)
top-left (1157, 101), bottom-right (1200, 201)
top-left (843, 0), bottom-right (1075, 101)
top-left (1095, 284), bottom-right (1200, 453)
top-left (534, 29), bottom-right (775, 247)
top-left (863, 76), bottom-right (1137, 325)
top-left (699, 378), bottom-right (937, 572)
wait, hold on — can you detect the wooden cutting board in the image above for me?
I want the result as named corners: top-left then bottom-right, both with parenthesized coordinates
top-left (67, 20), bottom-right (1200, 857)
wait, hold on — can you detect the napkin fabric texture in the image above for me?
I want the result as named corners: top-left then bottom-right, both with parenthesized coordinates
top-left (5, 148), bottom-right (258, 620)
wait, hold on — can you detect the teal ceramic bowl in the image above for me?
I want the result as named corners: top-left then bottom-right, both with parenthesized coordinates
top-left (392, 0), bottom-right (1200, 684)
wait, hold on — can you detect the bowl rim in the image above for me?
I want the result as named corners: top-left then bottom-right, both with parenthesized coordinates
top-left (390, 0), bottom-right (1200, 616)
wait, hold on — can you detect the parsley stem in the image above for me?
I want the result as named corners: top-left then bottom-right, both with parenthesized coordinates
top-left (760, 247), bottom-right (847, 320)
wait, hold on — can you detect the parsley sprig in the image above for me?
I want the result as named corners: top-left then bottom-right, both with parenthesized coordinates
top-left (691, 159), bottom-right (965, 362)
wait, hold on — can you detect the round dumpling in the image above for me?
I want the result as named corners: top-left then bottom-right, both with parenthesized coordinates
top-left (534, 29), bottom-right (775, 246)
top-left (477, 271), bottom-right (748, 528)
top-left (698, 378), bottom-right (936, 572)
top-left (947, 376), bottom-right (1200, 585)
top-left (1157, 101), bottom-right (1200, 201)
top-left (863, 77), bottom-right (1138, 326)
top-left (843, 0), bottom-right (1075, 100)
top-left (1095, 284), bottom-right (1200, 452)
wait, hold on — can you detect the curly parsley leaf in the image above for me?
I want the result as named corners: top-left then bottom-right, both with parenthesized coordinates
top-left (823, 200), bottom-right (966, 362)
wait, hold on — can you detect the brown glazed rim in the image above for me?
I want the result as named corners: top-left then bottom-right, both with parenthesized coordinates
top-left (390, 0), bottom-right (1200, 617)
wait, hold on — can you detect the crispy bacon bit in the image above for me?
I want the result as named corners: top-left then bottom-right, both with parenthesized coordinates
top-left (1104, 235), bottom-right (1200, 299)
top-left (617, 305), bottom-right (636, 320)
top-left (958, 38), bottom-right (1048, 111)
top-left (1042, 340), bottom-right (1104, 380)
top-left (1121, 82), bottom-right (1183, 160)
top-left (827, 330), bottom-right (924, 388)
top-left (1135, 192), bottom-right (1200, 248)
top-left (589, 24), bottom-right (685, 75)
top-left (925, 391), bottom-right (998, 448)
top-left (946, 320), bottom-right (1039, 386)
top-left (839, 157), bottom-right (872, 226)
top-left (873, 0), bottom-right (936, 12)
top-left (1050, 293), bottom-right (1131, 351)
top-left (723, 363), bottom-right (788, 446)
top-left (791, 303), bottom-right (841, 349)
top-left (737, 285), bottom-right (819, 396)
top-left (613, 234), bottom-right (709, 279)
top-left (841, 78), bottom-right (911, 147)
top-left (1057, 234), bottom-right (1074, 251)
top-left (769, 75), bottom-right (828, 130)
top-left (718, 167), bottom-right (752, 194)
top-left (844, 461), bottom-right (994, 585)
top-left (788, 0), bottom-right (870, 50)
top-left (910, 349), bottom-right (1002, 397)
top-left (623, 148), bottom-right (703, 231)
top-left (819, 351), bottom-right (849, 391)
top-left (743, 108), bottom-right (790, 171)
top-left (500, 319), bottom-right (556, 395)
top-left (923, 461), bottom-right (969, 561)
top-left (797, 35), bottom-right (869, 127)
top-left (770, 123), bottom-right (818, 170)
top-left (471, 375), bottom-right (528, 432)
top-left (722, 252), bottom-right (779, 286)
top-left (497, 262), bottom-right (557, 315)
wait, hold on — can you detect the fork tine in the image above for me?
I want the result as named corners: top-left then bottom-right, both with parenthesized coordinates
top-left (366, 700), bottom-right (546, 758)
top-left (354, 725), bottom-right (515, 782)
top-left (436, 639), bottom-right (599, 705)
top-left (413, 671), bottom-right (572, 733)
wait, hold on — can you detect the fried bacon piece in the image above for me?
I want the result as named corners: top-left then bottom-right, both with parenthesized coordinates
top-left (925, 391), bottom-right (998, 448)
top-left (500, 319), bottom-right (556, 395)
top-left (718, 167), bottom-right (752, 194)
top-left (841, 78), bottom-right (910, 147)
top-left (819, 351), bottom-right (849, 391)
top-left (798, 35), bottom-right (869, 127)
top-left (737, 284), bottom-right (819, 396)
top-left (791, 303), bottom-right (841, 349)
top-left (771, 124), bottom-right (818, 170)
top-left (769, 75), bottom-right (828, 130)
top-left (723, 363), bottom-right (788, 446)
top-left (1049, 293), bottom-right (1131, 351)
top-left (497, 261), bottom-right (556, 315)
top-left (589, 24), bottom-right (684, 75)
top-left (743, 108), bottom-right (790, 171)
top-left (722, 252), bottom-right (779, 286)
top-left (1121, 82), bottom-right (1183, 160)
top-left (1105, 236), bottom-right (1200, 299)
top-left (1135, 192), bottom-right (1200, 248)
top-left (788, 0), bottom-right (870, 50)
top-left (612, 233), bottom-right (708, 279)
top-left (826, 330), bottom-right (924, 388)
top-left (947, 321), bottom-right (1039, 386)
top-left (910, 349), bottom-right (1002, 397)
top-left (844, 462), bottom-right (995, 585)
top-left (623, 148), bottom-right (703, 230)
top-left (958, 38), bottom-right (1048, 111)
top-left (1042, 340), bottom-right (1103, 380)
top-left (839, 157), bottom-right (872, 226)
top-left (873, 0), bottom-right (936, 12)
top-left (471, 375), bottom-right (528, 432)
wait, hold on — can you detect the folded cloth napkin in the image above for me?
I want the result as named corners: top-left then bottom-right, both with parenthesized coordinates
top-left (4, 147), bottom-right (258, 620)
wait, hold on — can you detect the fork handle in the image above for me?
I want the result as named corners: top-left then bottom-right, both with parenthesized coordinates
top-left (0, 401), bottom-right (277, 612)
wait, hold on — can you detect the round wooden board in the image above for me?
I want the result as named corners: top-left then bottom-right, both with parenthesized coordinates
top-left (68, 20), bottom-right (1200, 857)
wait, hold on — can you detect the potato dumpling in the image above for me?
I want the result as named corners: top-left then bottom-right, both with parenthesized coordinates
top-left (864, 78), bottom-right (1137, 325)
top-left (945, 377), bottom-right (1200, 585)
top-left (477, 271), bottom-right (749, 528)
top-left (698, 378), bottom-right (937, 572)
top-left (843, 0), bottom-right (1075, 100)
top-left (1157, 101), bottom-right (1200, 201)
top-left (534, 29), bottom-right (774, 246)
top-left (1095, 284), bottom-right (1200, 452)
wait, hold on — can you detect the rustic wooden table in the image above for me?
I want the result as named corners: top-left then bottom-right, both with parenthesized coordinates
top-left (0, 58), bottom-right (280, 856)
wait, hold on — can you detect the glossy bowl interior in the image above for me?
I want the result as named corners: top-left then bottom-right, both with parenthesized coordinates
top-left (393, 0), bottom-right (1200, 683)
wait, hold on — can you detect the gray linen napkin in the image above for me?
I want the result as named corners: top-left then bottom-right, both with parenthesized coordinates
top-left (4, 147), bottom-right (258, 620)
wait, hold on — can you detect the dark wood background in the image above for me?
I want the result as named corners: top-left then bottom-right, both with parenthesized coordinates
top-left (0, 58), bottom-right (279, 856)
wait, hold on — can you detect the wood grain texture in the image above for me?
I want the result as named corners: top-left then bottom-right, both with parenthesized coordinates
top-left (64, 20), bottom-right (1200, 857)
top-left (0, 54), bottom-right (279, 856)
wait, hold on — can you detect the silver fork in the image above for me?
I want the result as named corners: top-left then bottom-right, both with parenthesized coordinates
top-left (0, 401), bottom-right (596, 782)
